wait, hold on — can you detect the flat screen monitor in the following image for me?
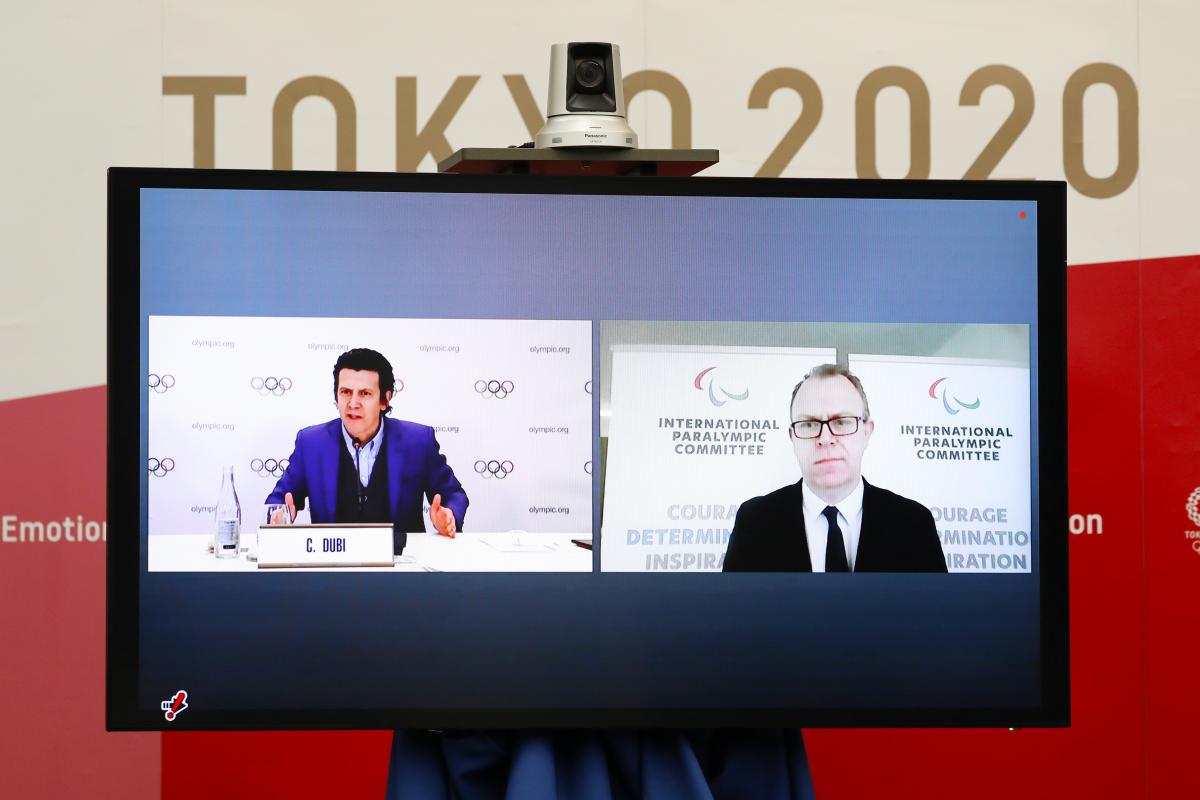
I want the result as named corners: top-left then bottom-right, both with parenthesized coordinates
top-left (107, 169), bottom-right (1068, 729)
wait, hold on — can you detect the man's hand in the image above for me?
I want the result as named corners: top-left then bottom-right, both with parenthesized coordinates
top-left (270, 492), bottom-right (296, 525)
top-left (430, 494), bottom-right (457, 538)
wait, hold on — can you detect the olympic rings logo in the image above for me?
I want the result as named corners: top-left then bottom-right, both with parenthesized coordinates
top-left (584, 380), bottom-right (592, 395)
top-left (251, 376), bottom-right (293, 396)
top-left (584, 461), bottom-right (593, 475)
top-left (148, 457), bottom-right (175, 477)
top-left (250, 458), bottom-right (290, 478)
top-left (474, 459), bottom-right (514, 479)
top-left (149, 373), bottom-right (176, 393)
top-left (474, 379), bottom-right (514, 399)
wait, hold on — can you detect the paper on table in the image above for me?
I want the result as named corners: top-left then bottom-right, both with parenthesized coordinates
top-left (479, 533), bottom-right (556, 553)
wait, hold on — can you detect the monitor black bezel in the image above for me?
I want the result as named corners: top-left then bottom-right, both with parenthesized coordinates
top-left (107, 168), bottom-right (1068, 731)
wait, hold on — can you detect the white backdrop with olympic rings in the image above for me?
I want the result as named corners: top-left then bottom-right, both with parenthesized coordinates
top-left (146, 315), bottom-right (593, 544)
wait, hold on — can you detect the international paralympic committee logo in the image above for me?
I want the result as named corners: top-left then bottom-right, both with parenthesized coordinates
top-left (928, 377), bottom-right (981, 416)
top-left (251, 458), bottom-right (290, 478)
top-left (251, 376), bottom-right (293, 396)
top-left (475, 459), bottom-right (514, 479)
top-left (149, 373), bottom-right (175, 393)
top-left (475, 379), bottom-right (514, 400)
top-left (694, 367), bottom-right (749, 408)
top-left (148, 457), bottom-right (175, 477)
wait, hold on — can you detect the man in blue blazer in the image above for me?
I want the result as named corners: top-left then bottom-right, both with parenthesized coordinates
top-left (266, 348), bottom-right (467, 540)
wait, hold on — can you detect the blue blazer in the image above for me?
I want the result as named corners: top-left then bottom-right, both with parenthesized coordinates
top-left (266, 418), bottom-right (468, 532)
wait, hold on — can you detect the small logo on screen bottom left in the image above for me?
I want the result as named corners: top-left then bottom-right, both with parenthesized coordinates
top-left (161, 689), bottom-right (189, 722)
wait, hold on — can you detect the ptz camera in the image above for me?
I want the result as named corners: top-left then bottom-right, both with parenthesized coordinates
top-left (535, 42), bottom-right (639, 149)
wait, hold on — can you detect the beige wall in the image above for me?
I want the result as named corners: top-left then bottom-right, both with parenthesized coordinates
top-left (4, 0), bottom-right (1197, 402)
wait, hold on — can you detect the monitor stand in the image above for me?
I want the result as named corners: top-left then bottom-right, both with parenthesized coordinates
top-left (386, 728), bottom-right (815, 798)
top-left (438, 146), bottom-right (719, 177)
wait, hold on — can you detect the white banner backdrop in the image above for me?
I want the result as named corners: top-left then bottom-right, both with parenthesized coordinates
top-left (848, 353), bottom-right (1032, 573)
top-left (601, 344), bottom-right (834, 571)
top-left (147, 315), bottom-right (592, 537)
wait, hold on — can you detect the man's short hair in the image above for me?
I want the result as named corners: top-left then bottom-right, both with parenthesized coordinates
top-left (333, 348), bottom-right (396, 415)
top-left (789, 364), bottom-right (871, 421)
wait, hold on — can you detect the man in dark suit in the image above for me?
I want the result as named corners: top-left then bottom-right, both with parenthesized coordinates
top-left (266, 348), bottom-right (467, 540)
top-left (723, 364), bottom-right (946, 573)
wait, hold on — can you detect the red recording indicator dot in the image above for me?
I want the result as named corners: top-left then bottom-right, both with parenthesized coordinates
top-left (1018, 211), bottom-right (1026, 219)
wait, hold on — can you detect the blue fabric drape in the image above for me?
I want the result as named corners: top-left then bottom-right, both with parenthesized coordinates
top-left (386, 730), bottom-right (815, 799)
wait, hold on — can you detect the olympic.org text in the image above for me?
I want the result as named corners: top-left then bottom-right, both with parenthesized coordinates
top-left (529, 426), bottom-right (569, 434)
top-left (529, 506), bottom-right (570, 515)
top-left (434, 425), bottom-right (460, 434)
top-left (192, 422), bottom-right (235, 431)
top-left (420, 344), bottom-right (461, 354)
top-left (308, 342), bottom-right (350, 352)
top-left (530, 345), bottom-right (570, 355)
top-left (192, 338), bottom-right (234, 349)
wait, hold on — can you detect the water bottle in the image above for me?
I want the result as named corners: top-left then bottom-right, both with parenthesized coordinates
top-left (214, 464), bottom-right (241, 558)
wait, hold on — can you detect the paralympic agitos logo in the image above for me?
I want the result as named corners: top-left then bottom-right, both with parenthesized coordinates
top-left (928, 377), bottom-right (981, 415)
top-left (694, 367), bottom-right (749, 407)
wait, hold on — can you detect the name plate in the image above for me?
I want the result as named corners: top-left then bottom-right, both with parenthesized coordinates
top-left (257, 523), bottom-right (394, 568)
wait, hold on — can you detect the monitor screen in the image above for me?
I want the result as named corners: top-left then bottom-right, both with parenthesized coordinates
top-left (107, 169), bottom-right (1067, 729)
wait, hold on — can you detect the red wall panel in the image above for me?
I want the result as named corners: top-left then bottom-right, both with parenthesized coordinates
top-left (0, 387), bottom-right (159, 798)
top-left (161, 731), bottom-right (391, 799)
top-left (1140, 255), bottom-right (1200, 798)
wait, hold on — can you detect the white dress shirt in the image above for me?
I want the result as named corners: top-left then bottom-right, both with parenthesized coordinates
top-left (801, 479), bottom-right (865, 572)
top-left (340, 420), bottom-right (385, 486)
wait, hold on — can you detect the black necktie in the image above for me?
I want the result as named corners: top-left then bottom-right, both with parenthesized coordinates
top-left (823, 506), bottom-right (850, 572)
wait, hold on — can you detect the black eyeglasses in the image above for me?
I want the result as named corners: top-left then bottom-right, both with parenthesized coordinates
top-left (789, 416), bottom-right (863, 439)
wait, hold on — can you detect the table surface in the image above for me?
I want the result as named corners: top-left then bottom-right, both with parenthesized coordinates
top-left (148, 531), bottom-right (593, 572)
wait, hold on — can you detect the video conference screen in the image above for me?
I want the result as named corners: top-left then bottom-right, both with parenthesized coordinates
top-left (108, 170), bottom-right (1068, 729)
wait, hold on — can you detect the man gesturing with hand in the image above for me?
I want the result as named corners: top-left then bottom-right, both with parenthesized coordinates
top-left (265, 348), bottom-right (468, 550)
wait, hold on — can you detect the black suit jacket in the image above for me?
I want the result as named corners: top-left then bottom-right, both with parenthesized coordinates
top-left (722, 479), bottom-right (948, 572)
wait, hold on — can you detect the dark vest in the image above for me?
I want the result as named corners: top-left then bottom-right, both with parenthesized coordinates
top-left (335, 438), bottom-right (391, 524)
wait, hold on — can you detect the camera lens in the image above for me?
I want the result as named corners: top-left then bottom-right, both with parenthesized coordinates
top-left (575, 58), bottom-right (605, 90)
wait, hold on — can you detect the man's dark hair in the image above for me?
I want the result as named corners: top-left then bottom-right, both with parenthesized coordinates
top-left (333, 348), bottom-right (395, 415)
